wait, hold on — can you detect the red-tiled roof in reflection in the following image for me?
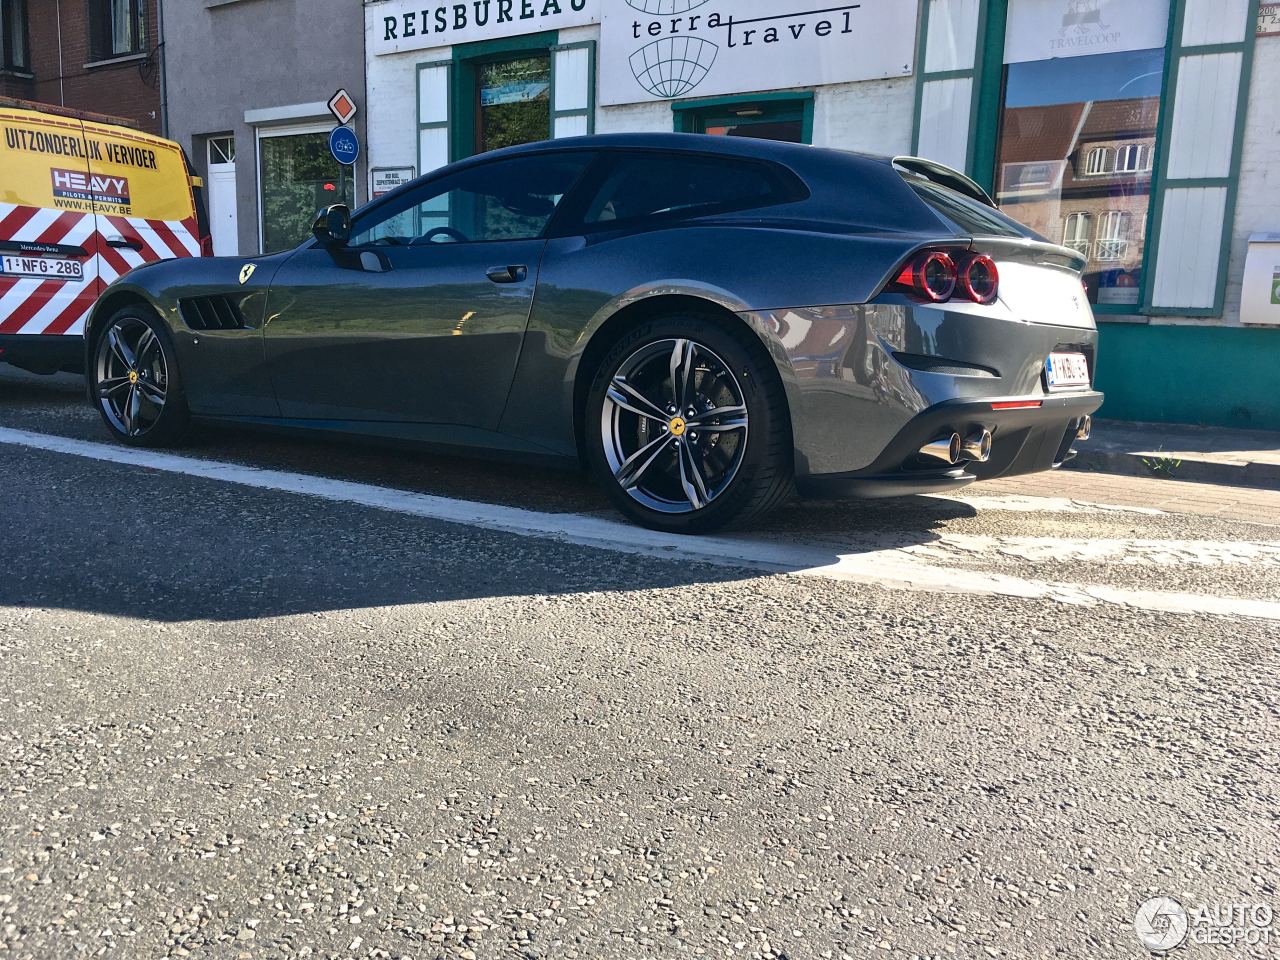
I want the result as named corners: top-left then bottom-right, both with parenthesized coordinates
top-left (998, 103), bottom-right (1088, 164)
top-left (1078, 97), bottom-right (1160, 141)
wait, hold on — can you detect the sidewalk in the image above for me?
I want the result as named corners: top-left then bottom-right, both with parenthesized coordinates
top-left (987, 470), bottom-right (1280, 525)
top-left (1065, 419), bottom-right (1280, 490)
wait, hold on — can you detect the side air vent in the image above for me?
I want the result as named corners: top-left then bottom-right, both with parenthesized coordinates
top-left (179, 295), bottom-right (247, 331)
top-left (893, 352), bottom-right (999, 378)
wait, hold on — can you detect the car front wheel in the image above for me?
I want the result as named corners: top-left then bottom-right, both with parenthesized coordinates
top-left (586, 315), bottom-right (793, 533)
top-left (91, 305), bottom-right (190, 447)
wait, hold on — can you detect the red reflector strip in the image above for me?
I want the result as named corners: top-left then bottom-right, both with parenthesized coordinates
top-left (991, 400), bottom-right (1044, 410)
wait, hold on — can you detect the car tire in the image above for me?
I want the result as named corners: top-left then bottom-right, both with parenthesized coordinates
top-left (90, 303), bottom-right (191, 447)
top-left (586, 314), bottom-right (793, 534)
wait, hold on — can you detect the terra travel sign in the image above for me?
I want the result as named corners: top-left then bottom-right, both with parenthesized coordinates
top-left (599, 0), bottom-right (917, 106)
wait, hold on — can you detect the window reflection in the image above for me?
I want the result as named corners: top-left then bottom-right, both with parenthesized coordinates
top-left (996, 48), bottom-right (1164, 306)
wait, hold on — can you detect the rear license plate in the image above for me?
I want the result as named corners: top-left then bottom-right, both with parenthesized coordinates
top-left (1045, 352), bottom-right (1090, 390)
top-left (1, 254), bottom-right (83, 281)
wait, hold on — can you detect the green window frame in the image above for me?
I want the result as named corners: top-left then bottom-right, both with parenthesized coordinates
top-left (1141, 0), bottom-right (1260, 317)
top-left (550, 40), bottom-right (596, 138)
top-left (671, 92), bottom-right (815, 145)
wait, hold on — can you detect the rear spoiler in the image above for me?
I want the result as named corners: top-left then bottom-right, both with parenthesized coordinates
top-left (892, 156), bottom-right (996, 208)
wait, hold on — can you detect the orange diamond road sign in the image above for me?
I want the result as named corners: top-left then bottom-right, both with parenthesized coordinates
top-left (328, 89), bottom-right (357, 126)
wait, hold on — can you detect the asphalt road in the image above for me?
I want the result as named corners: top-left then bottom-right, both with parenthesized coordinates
top-left (0, 365), bottom-right (1277, 959)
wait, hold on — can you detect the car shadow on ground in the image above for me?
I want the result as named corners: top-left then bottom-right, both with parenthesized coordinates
top-left (0, 368), bottom-right (978, 622)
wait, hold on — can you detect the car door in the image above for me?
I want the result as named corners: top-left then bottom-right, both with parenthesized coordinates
top-left (0, 109), bottom-right (100, 338)
top-left (262, 151), bottom-right (594, 428)
top-left (80, 118), bottom-right (203, 280)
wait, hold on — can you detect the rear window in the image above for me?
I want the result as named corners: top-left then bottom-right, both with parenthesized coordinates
top-left (904, 174), bottom-right (1030, 239)
top-left (583, 153), bottom-right (803, 229)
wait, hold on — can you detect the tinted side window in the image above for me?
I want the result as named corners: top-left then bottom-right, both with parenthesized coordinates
top-left (350, 152), bottom-right (592, 247)
top-left (583, 154), bottom-right (801, 228)
top-left (903, 175), bottom-right (1029, 239)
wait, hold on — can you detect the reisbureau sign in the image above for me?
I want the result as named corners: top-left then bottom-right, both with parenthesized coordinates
top-left (599, 1), bottom-right (916, 106)
top-left (373, 0), bottom-right (598, 55)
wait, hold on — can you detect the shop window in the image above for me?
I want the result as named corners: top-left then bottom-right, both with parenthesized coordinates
top-left (259, 129), bottom-right (352, 254)
top-left (1085, 147), bottom-right (1110, 176)
top-left (673, 95), bottom-right (813, 145)
top-left (995, 45), bottom-right (1166, 308)
top-left (1063, 212), bottom-right (1092, 256)
top-left (477, 55), bottom-right (551, 154)
top-left (88, 0), bottom-right (147, 60)
top-left (0, 0), bottom-right (28, 71)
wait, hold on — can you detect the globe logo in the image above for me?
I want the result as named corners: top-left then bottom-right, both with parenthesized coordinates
top-left (625, 0), bottom-right (718, 98)
top-left (629, 36), bottom-right (719, 98)
top-left (625, 0), bottom-right (711, 13)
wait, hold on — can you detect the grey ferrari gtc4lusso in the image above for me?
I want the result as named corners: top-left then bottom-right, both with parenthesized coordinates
top-left (85, 133), bottom-right (1102, 533)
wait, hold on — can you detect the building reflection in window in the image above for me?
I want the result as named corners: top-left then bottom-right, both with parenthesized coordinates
top-left (996, 48), bottom-right (1165, 307)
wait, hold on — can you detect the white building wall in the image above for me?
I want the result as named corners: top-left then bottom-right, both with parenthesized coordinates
top-left (1222, 38), bottom-right (1280, 326)
top-left (811, 77), bottom-right (915, 154)
top-left (361, 13), bottom-right (917, 191)
top-left (365, 25), bottom-right (448, 184)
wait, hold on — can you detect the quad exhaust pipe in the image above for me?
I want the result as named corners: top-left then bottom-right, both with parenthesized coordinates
top-left (919, 429), bottom-right (993, 465)
top-left (919, 432), bottom-right (962, 465)
top-left (961, 429), bottom-right (993, 463)
top-left (1076, 415), bottom-right (1092, 441)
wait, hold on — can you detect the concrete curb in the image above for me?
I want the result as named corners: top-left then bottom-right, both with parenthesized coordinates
top-left (1063, 445), bottom-right (1280, 491)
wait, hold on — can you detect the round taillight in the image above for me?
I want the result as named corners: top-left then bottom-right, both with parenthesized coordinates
top-left (961, 254), bottom-right (999, 304)
top-left (896, 251), bottom-right (957, 302)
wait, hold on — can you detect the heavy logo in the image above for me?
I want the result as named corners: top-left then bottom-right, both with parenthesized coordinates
top-left (50, 168), bottom-right (131, 207)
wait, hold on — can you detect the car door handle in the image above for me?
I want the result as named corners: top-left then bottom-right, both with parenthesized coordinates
top-left (105, 235), bottom-right (143, 250)
top-left (486, 264), bottom-right (528, 284)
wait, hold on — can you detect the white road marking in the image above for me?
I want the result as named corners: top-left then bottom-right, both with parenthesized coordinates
top-left (1, 426), bottom-right (1276, 622)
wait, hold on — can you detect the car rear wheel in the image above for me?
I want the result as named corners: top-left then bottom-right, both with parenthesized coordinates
top-left (586, 315), bottom-right (793, 533)
top-left (91, 305), bottom-right (190, 447)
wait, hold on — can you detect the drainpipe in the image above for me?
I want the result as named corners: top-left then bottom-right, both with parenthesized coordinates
top-left (156, 0), bottom-right (168, 135)
top-left (55, 0), bottom-right (66, 105)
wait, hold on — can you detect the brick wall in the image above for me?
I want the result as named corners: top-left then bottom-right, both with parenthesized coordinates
top-left (17, 0), bottom-right (163, 133)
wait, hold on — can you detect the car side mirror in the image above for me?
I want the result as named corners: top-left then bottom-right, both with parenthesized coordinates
top-left (312, 204), bottom-right (351, 246)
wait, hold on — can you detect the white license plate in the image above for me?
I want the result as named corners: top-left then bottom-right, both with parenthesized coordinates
top-left (1, 254), bottom-right (83, 281)
top-left (1045, 352), bottom-right (1090, 390)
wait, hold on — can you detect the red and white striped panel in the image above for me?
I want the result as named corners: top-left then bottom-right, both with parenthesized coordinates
top-left (0, 202), bottom-right (201, 338)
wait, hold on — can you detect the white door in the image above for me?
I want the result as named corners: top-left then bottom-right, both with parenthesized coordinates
top-left (207, 136), bottom-right (238, 257)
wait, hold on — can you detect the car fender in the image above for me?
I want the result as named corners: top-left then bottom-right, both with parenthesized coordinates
top-left (575, 279), bottom-right (807, 444)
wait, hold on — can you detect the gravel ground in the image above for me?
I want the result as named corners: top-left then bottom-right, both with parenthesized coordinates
top-left (2, 366), bottom-right (1279, 959)
top-left (0, 442), bottom-right (1278, 959)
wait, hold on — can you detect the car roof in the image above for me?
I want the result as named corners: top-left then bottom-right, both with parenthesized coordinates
top-left (461, 131), bottom-right (894, 173)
